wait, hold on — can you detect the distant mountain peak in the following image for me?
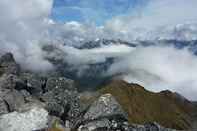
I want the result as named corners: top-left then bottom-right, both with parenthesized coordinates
top-left (78, 39), bottom-right (136, 49)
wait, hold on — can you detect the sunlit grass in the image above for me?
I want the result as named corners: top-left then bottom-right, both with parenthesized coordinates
top-left (98, 80), bottom-right (193, 130)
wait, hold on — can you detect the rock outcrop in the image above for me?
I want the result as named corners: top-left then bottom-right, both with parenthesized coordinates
top-left (0, 97), bottom-right (9, 115)
top-left (0, 53), bottom-right (20, 76)
top-left (84, 94), bottom-right (127, 121)
top-left (41, 77), bottom-right (81, 128)
top-left (1, 89), bottom-right (25, 112)
top-left (0, 53), bottom-right (194, 131)
top-left (0, 107), bottom-right (48, 131)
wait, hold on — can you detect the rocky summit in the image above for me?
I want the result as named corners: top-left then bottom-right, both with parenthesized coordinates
top-left (0, 52), bottom-right (196, 131)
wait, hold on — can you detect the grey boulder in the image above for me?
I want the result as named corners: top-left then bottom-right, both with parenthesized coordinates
top-left (78, 119), bottom-right (110, 131)
top-left (0, 74), bottom-right (20, 89)
top-left (0, 89), bottom-right (25, 112)
top-left (84, 93), bottom-right (127, 121)
top-left (0, 107), bottom-right (48, 131)
top-left (0, 97), bottom-right (9, 115)
top-left (45, 77), bottom-right (76, 92)
top-left (0, 53), bottom-right (20, 76)
top-left (18, 73), bottom-right (45, 96)
top-left (41, 77), bottom-right (81, 120)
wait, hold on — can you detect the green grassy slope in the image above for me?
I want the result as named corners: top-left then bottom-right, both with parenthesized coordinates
top-left (98, 80), bottom-right (194, 130)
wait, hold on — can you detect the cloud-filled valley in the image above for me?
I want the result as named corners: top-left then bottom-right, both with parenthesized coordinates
top-left (1, 0), bottom-right (197, 100)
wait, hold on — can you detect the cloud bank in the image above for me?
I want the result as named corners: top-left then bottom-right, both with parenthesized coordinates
top-left (104, 0), bottom-right (197, 40)
top-left (1, 0), bottom-right (197, 100)
top-left (0, 0), bottom-right (54, 72)
top-left (107, 45), bottom-right (197, 100)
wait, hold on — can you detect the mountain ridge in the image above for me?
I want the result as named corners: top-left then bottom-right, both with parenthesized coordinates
top-left (98, 79), bottom-right (196, 130)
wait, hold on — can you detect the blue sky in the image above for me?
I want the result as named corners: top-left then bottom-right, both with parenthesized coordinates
top-left (51, 0), bottom-right (147, 25)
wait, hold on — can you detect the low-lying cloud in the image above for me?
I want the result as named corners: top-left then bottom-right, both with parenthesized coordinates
top-left (107, 45), bottom-right (197, 100)
top-left (1, 0), bottom-right (197, 100)
top-left (0, 0), bottom-right (54, 72)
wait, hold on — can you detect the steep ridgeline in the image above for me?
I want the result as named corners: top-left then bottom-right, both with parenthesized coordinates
top-left (98, 80), bottom-right (196, 130)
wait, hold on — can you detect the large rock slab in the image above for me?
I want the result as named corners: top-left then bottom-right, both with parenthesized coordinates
top-left (0, 74), bottom-right (27, 112)
top-left (84, 93), bottom-right (127, 121)
top-left (0, 89), bottom-right (25, 112)
top-left (0, 107), bottom-right (48, 131)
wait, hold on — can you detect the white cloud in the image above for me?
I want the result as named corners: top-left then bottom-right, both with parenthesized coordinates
top-left (1, 0), bottom-right (197, 100)
top-left (107, 45), bottom-right (197, 100)
top-left (44, 43), bottom-right (134, 67)
top-left (63, 44), bottom-right (134, 65)
top-left (104, 0), bottom-right (197, 40)
top-left (0, 0), bottom-right (54, 72)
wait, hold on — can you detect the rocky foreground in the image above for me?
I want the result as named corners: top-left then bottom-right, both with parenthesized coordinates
top-left (0, 53), bottom-right (195, 131)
